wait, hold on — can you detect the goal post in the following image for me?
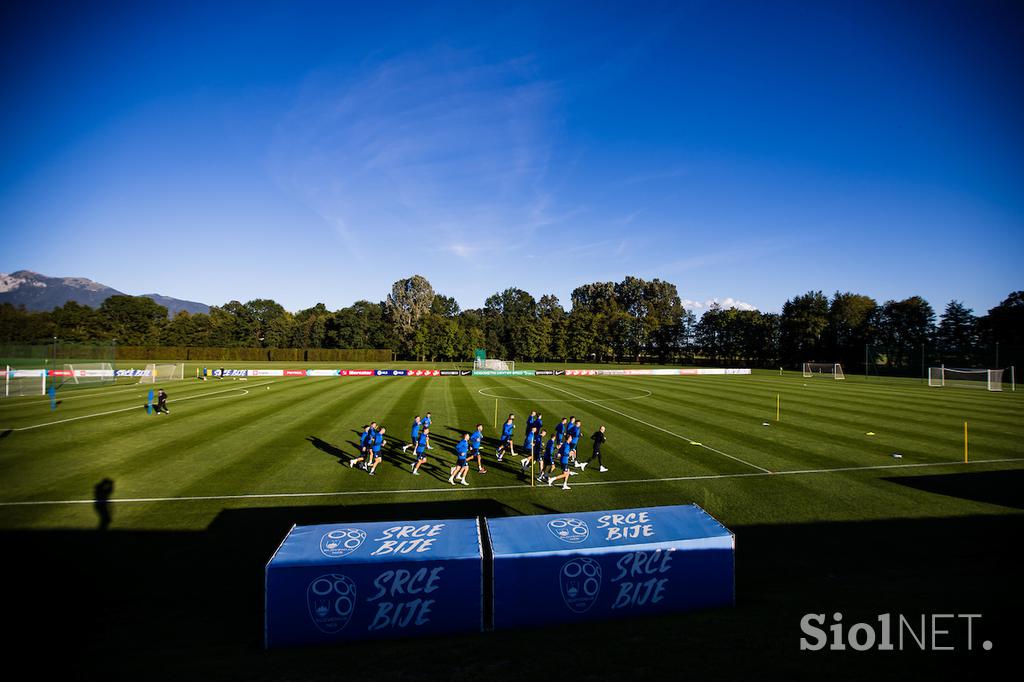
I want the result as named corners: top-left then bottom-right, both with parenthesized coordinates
top-left (802, 362), bottom-right (844, 380)
top-left (928, 366), bottom-right (1008, 392)
top-left (4, 366), bottom-right (46, 397)
top-left (474, 358), bottom-right (514, 372)
top-left (140, 363), bottom-right (185, 383)
top-left (63, 363), bottom-right (115, 386)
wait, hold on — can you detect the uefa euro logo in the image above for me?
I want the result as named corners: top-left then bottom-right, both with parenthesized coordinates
top-left (320, 528), bottom-right (367, 558)
top-left (307, 574), bottom-right (357, 633)
top-left (547, 517), bottom-right (589, 544)
top-left (560, 557), bottom-right (602, 613)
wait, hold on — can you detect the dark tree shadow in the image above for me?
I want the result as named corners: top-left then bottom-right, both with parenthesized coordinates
top-left (883, 470), bottom-right (1024, 510)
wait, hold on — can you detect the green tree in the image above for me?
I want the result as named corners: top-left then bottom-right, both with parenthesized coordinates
top-left (780, 291), bottom-right (829, 366)
top-left (936, 300), bottom-right (978, 366)
top-left (98, 295), bottom-right (167, 345)
top-left (385, 275), bottom-right (435, 358)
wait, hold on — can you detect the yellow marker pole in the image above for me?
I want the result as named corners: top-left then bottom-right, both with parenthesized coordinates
top-left (964, 421), bottom-right (969, 463)
top-left (531, 457), bottom-right (535, 488)
top-left (494, 399), bottom-right (498, 429)
top-left (776, 394), bottom-right (780, 422)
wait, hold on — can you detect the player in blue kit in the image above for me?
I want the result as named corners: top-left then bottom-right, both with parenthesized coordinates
top-left (495, 414), bottom-right (515, 461)
top-left (411, 428), bottom-right (430, 475)
top-left (349, 424), bottom-right (374, 469)
top-left (422, 412), bottom-right (434, 449)
top-left (548, 435), bottom-right (574, 490)
top-left (400, 415), bottom-right (422, 453)
top-left (525, 411), bottom-right (538, 435)
top-left (538, 433), bottom-right (557, 483)
top-left (555, 417), bottom-right (569, 444)
top-left (520, 426), bottom-right (538, 471)
top-left (470, 423), bottom-right (487, 473)
top-left (367, 427), bottom-right (386, 476)
top-left (449, 433), bottom-right (471, 485)
top-left (569, 419), bottom-right (585, 472)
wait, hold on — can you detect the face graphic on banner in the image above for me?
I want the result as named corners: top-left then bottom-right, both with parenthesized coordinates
top-left (307, 574), bottom-right (357, 633)
top-left (560, 557), bottom-right (602, 613)
top-left (320, 528), bottom-right (367, 558)
top-left (547, 517), bottom-right (589, 544)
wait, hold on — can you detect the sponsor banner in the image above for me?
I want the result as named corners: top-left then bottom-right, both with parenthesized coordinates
top-left (534, 370), bottom-right (554, 376)
top-left (265, 519), bottom-right (483, 648)
top-left (49, 370), bottom-right (73, 377)
top-left (471, 370), bottom-right (537, 377)
top-left (373, 369), bottom-right (409, 376)
top-left (222, 369), bottom-right (249, 377)
top-left (565, 369), bottom-right (597, 376)
top-left (460, 370), bottom-right (472, 376)
top-left (407, 369), bottom-right (441, 377)
top-left (114, 369), bottom-right (149, 377)
top-left (283, 370), bottom-right (306, 377)
top-left (438, 370), bottom-right (461, 376)
top-left (553, 369), bottom-right (565, 376)
top-left (247, 369), bottom-right (285, 377)
top-left (11, 369), bottom-right (46, 378)
top-left (487, 505), bottom-right (734, 630)
top-left (346, 369), bottom-right (374, 376)
top-left (306, 369), bottom-right (341, 377)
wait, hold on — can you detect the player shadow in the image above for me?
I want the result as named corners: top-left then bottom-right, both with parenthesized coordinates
top-left (306, 436), bottom-right (347, 464)
top-left (882, 470), bottom-right (1024, 510)
top-left (93, 478), bottom-right (114, 531)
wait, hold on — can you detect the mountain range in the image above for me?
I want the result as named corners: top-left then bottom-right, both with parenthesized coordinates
top-left (0, 270), bottom-right (210, 317)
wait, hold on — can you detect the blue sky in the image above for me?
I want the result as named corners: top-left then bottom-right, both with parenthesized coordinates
top-left (1, 0), bottom-right (1021, 315)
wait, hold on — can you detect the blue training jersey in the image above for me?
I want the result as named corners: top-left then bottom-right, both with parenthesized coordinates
top-left (525, 416), bottom-right (536, 431)
top-left (501, 422), bottom-right (514, 438)
top-left (556, 422), bottom-right (567, 440)
top-left (545, 439), bottom-right (557, 457)
top-left (423, 416), bottom-right (432, 428)
top-left (456, 440), bottom-right (469, 457)
top-left (372, 432), bottom-right (383, 452)
top-left (360, 431), bottom-right (371, 448)
top-left (417, 432), bottom-right (428, 451)
top-left (470, 430), bottom-right (483, 448)
top-left (411, 422), bottom-right (421, 439)
top-left (559, 441), bottom-right (572, 460)
top-left (523, 432), bottom-right (535, 449)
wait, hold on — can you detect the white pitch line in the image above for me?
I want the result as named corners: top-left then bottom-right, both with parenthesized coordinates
top-left (5, 381), bottom-right (272, 431)
top-left (520, 376), bottom-right (773, 474)
top-left (0, 457), bottom-right (1019, 508)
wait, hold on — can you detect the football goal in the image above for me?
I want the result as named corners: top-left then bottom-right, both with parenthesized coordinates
top-left (139, 363), bottom-right (185, 383)
top-left (63, 363), bottom-right (115, 385)
top-left (928, 365), bottom-right (1013, 392)
top-left (802, 362), bottom-right (845, 380)
top-left (4, 367), bottom-right (46, 397)
top-left (474, 358), bottom-right (514, 372)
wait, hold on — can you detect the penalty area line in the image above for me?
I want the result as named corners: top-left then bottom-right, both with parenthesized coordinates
top-left (519, 376), bottom-right (773, 474)
top-left (5, 381), bottom-right (273, 431)
top-left (3, 457), bottom-right (1018, 508)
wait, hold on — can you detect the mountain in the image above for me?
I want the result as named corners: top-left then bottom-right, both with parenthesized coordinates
top-left (0, 270), bottom-right (210, 317)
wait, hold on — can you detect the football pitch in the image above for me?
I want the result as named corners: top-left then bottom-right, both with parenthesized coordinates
top-left (1, 367), bottom-right (1021, 679)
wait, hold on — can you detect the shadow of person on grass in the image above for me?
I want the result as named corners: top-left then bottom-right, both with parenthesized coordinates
top-left (306, 436), bottom-right (346, 464)
top-left (94, 478), bottom-right (114, 531)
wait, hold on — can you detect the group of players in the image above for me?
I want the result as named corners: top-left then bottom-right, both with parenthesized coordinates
top-left (347, 410), bottom-right (608, 491)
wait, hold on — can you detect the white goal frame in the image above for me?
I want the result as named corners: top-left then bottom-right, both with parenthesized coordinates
top-left (4, 366), bottom-right (46, 397)
top-left (474, 358), bottom-right (514, 372)
top-left (64, 363), bottom-right (115, 385)
top-left (928, 365), bottom-right (1014, 392)
top-left (802, 362), bottom-right (845, 380)
top-left (139, 363), bottom-right (185, 383)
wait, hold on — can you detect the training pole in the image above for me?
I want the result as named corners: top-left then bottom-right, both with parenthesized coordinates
top-left (494, 399), bottom-right (498, 428)
top-left (964, 421), bottom-right (969, 463)
top-left (531, 458), bottom-right (535, 488)
top-left (776, 394), bottom-right (780, 421)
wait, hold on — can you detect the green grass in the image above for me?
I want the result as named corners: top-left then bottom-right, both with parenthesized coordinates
top-left (1, 369), bottom-right (1021, 679)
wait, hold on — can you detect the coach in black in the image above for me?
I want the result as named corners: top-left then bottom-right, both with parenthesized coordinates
top-left (587, 425), bottom-right (608, 472)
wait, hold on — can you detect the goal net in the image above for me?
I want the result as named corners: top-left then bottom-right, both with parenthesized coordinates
top-left (139, 363), bottom-right (185, 383)
top-left (802, 362), bottom-right (845, 380)
top-left (928, 366), bottom-right (1009, 392)
top-left (4, 367), bottom-right (46, 397)
top-left (474, 358), bottom-right (514, 372)
top-left (63, 363), bottom-right (114, 385)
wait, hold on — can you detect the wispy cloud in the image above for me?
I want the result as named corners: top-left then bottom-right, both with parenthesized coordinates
top-left (267, 48), bottom-right (575, 250)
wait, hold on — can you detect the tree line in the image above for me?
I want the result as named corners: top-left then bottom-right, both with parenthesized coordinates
top-left (1, 275), bottom-right (1020, 374)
